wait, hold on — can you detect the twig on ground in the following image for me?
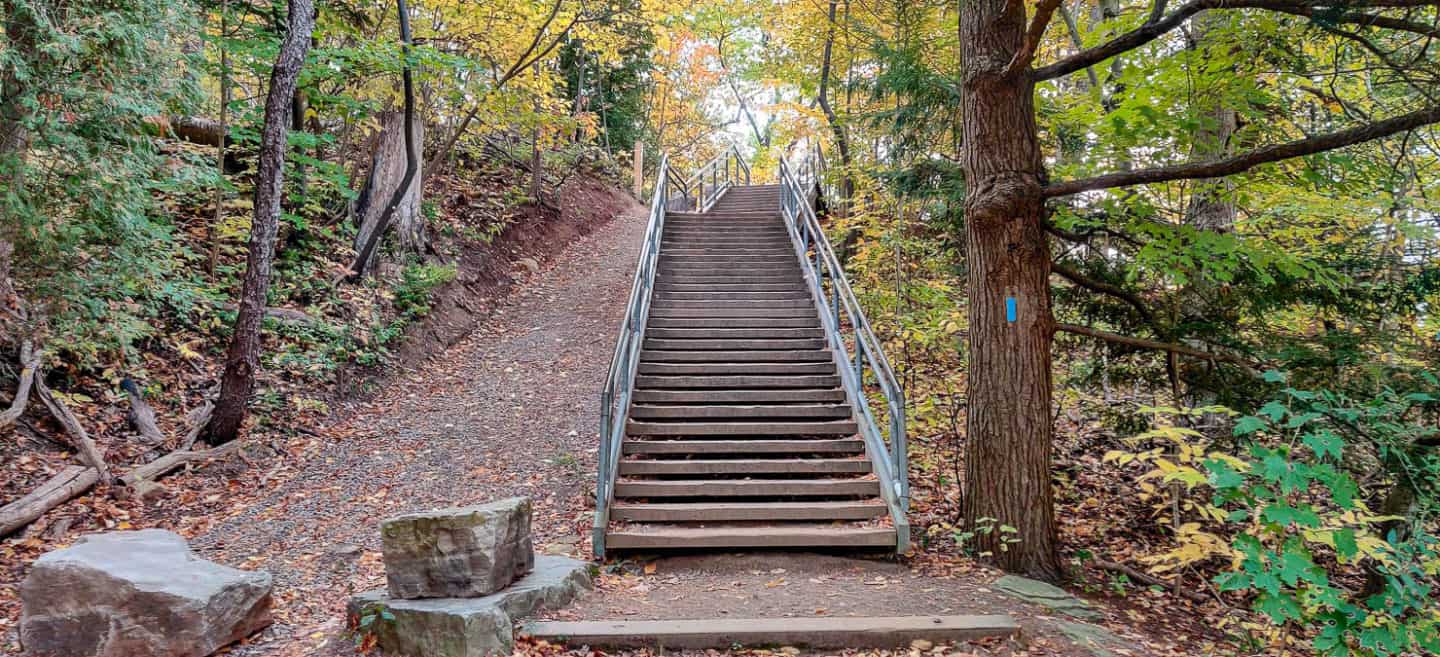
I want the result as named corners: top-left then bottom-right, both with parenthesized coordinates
top-left (1095, 559), bottom-right (1210, 604)
top-left (35, 378), bottom-right (113, 485)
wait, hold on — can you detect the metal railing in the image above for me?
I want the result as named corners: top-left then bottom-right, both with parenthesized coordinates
top-left (663, 145), bottom-right (750, 212)
top-left (594, 153), bottom-right (672, 558)
top-left (778, 156), bottom-right (911, 551)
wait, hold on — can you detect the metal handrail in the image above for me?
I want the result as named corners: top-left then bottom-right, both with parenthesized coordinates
top-left (595, 153), bottom-right (671, 558)
top-left (664, 144), bottom-right (750, 212)
top-left (777, 157), bottom-right (910, 550)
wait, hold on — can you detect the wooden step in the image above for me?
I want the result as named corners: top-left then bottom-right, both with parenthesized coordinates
top-left (652, 299), bottom-right (813, 309)
top-left (647, 317), bottom-right (819, 329)
top-left (631, 389), bottom-right (846, 403)
top-left (639, 349), bottom-right (831, 362)
top-left (656, 291), bottom-right (810, 301)
top-left (644, 338), bottom-right (825, 350)
top-left (626, 420), bottom-right (859, 436)
top-left (645, 328), bottom-right (824, 339)
top-left (636, 362), bottom-right (837, 376)
top-left (622, 438), bottom-right (863, 455)
top-left (655, 284), bottom-right (808, 293)
top-left (629, 404), bottom-right (852, 419)
top-left (524, 615), bottom-right (1019, 650)
top-left (611, 500), bottom-right (885, 522)
top-left (635, 374), bottom-right (839, 389)
top-left (603, 525), bottom-right (894, 549)
top-left (613, 478), bottom-right (880, 498)
top-left (649, 309), bottom-right (815, 320)
top-left (618, 458), bottom-right (870, 476)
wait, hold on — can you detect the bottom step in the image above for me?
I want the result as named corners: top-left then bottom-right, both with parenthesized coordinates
top-left (605, 525), bottom-right (895, 549)
top-left (524, 615), bottom-right (1019, 650)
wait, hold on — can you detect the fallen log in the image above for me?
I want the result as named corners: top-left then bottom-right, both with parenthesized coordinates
top-left (0, 466), bottom-right (100, 537)
top-left (35, 379), bottom-right (113, 485)
top-left (0, 340), bottom-right (41, 430)
top-left (1094, 559), bottom-right (1210, 604)
top-left (219, 302), bottom-right (316, 326)
top-left (122, 441), bottom-right (242, 486)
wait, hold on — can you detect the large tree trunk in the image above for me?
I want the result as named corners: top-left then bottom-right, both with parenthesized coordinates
top-left (207, 0), bottom-right (315, 445)
top-left (354, 109), bottom-right (425, 264)
top-left (958, 0), bottom-right (1062, 581)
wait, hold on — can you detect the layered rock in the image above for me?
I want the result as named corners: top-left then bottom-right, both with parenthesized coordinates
top-left (381, 497), bottom-right (536, 599)
top-left (20, 529), bottom-right (273, 657)
top-left (348, 555), bottom-right (591, 657)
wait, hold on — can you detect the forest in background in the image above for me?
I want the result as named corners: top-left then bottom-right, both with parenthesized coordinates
top-left (2, 0), bottom-right (1439, 655)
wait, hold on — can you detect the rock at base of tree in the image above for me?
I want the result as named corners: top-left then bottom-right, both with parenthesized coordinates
top-left (992, 575), bottom-right (1101, 620)
top-left (382, 497), bottom-right (535, 599)
top-left (348, 555), bottom-right (592, 657)
top-left (19, 529), bottom-right (273, 657)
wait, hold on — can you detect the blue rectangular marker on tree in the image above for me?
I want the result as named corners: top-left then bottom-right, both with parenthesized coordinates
top-left (1006, 297), bottom-right (1017, 323)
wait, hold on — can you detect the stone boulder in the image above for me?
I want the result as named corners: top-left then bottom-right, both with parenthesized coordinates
top-left (348, 555), bottom-right (592, 657)
top-left (382, 498), bottom-right (535, 599)
top-left (19, 529), bottom-right (273, 657)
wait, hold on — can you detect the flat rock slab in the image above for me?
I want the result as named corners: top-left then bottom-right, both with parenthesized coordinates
top-left (349, 555), bottom-right (591, 657)
top-left (1054, 621), bottom-right (1137, 657)
top-left (20, 529), bottom-right (273, 657)
top-left (382, 497), bottom-right (535, 599)
top-left (522, 615), bottom-right (1019, 650)
top-left (993, 575), bottom-right (1101, 619)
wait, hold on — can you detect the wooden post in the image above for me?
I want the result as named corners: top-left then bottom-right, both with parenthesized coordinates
top-left (633, 140), bottom-right (644, 199)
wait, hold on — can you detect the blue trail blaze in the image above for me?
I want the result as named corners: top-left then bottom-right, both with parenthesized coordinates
top-left (1005, 297), bottom-right (1017, 323)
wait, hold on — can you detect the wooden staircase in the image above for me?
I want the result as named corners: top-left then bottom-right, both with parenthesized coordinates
top-left (600, 184), bottom-right (898, 551)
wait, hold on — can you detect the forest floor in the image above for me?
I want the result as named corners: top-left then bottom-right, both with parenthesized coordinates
top-left (3, 183), bottom-right (1221, 657)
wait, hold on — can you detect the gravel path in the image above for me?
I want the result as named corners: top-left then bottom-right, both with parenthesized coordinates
top-left (192, 205), bottom-right (646, 656)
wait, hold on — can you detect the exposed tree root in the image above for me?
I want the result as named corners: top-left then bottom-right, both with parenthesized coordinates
top-left (0, 340), bottom-right (40, 430)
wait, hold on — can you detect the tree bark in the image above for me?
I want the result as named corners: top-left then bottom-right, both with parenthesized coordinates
top-left (958, 0), bottom-right (1062, 581)
top-left (353, 109), bottom-right (425, 268)
top-left (207, 0), bottom-right (315, 444)
top-left (347, 0), bottom-right (419, 280)
top-left (121, 378), bottom-right (166, 445)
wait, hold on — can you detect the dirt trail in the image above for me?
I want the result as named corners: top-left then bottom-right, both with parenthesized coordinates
top-left (189, 204), bottom-right (647, 656)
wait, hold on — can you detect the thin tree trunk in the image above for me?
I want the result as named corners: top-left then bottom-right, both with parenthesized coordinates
top-left (817, 0), bottom-right (853, 214)
top-left (532, 62), bottom-right (543, 201)
top-left (209, 1), bottom-right (230, 279)
top-left (346, 0), bottom-right (419, 280)
top-left (958, 0), bottom-right (1062, 581)
top-left (207, 0), bottom-right (316, 444)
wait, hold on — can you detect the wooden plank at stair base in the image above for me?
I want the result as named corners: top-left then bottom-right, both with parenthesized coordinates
top-left (636, 362), bottom-right (837, 376)
top-left (603, 526), bottom-right (896, 549)
top-left (626, 419), bottom-right (859, 436)
top-left (629, 404), bottom-right (852, 420)
top-left (611, 501), bottom-right (886, 522)
top-left (631, 389), bottom-right (846, 403)
top-left (613, 478), bottom-right (879, 497)
top-left (640, 349), bottom-right (830, 362)
top-left (655, 284), bottom-right (809, 293)
top-left (645, 328), bottom-right (824, 339)
top-left (635, 374), bottom-right (840, 389)
top-left (618, 458), bottom-right (871, 476)
top-left (622, 438), bottom-right (863, 455)
top-left (523, 615), bottom-right (1019, 650)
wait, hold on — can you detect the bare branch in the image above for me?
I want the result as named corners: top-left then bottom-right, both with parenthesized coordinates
top-left (1056, 322), bottom-right (1261, 371)
top-left (1051, 261), bottom-right (1157, 325)
top-left (0, 341), bottom-right (41, 431)
top-left (1034, 0), bottom-right (1440, 82)
top-left (1044, 103), bottom-right (1440, 197)
top-left (1003, 0), bottom-right (1064, 78)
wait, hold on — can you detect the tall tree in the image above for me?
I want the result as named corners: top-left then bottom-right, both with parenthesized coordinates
top-left (958, 0), bottom-right (1440, 579)
top-left (207, 0), bottom-right (316, 444)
